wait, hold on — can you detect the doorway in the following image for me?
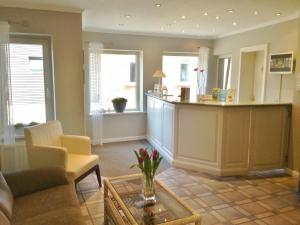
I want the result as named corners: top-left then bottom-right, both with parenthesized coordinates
top-left (238, 44), bottom-right (268, 102)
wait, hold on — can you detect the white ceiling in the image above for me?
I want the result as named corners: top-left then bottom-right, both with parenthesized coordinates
top-left (0, 0), bottom-right (300, 39)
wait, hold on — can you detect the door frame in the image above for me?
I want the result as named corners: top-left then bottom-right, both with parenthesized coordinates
top-left (237, 44), bottom-right (268, 102)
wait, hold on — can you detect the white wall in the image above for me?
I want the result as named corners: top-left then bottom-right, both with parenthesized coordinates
top-left (214, 19), bottom-right (299, 103)
top-left (83, 32), bottom-right (215, 141)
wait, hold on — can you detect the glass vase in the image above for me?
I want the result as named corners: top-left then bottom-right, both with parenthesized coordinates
top-left (142, 174), bottom-right (156, 205)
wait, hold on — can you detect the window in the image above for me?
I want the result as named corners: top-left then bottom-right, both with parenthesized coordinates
top-left (217, 56), bottom-right (232, 90)
top-left (99, 50), bottom-right (141, 111)
top-left (162, 54), bottom-right (198, 97)
top-left (9, 36), bottom-right (54, 125)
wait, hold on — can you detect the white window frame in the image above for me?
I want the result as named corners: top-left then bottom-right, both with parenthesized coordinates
top-left (100, 49), bottom-right (142, 112)
top-left (9, 34), bottom-right (56, 123)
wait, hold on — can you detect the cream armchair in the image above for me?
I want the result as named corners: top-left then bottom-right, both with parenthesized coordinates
top-left (24, 120), bottom-right (101, 187)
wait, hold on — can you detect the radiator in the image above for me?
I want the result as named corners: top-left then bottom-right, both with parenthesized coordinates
top-left (0, 142), bottom-right (29, 173)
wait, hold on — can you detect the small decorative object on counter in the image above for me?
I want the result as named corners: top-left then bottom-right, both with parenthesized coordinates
top-left (180, 87), bottom-right (190, 101)
top-left (130, 148), bottom-right (163, 205)
top-left (112, 97), bottom-right (127, 112)
top-left (162, 85), bottom-right (168, 96)
top-left (212, 88), bottom-right (221, 101)
top-left (226, 89), bottom-right (236, 103)
top-left (218, 89), bottom-right (227, 102)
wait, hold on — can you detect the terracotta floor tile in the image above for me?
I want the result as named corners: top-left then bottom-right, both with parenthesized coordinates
top-left (239, 202), bottom-right (269, 215)
top-left (262, 215), bottom-right (294, 225)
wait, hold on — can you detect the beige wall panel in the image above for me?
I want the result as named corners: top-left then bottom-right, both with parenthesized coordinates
top-left (177, 106), bottom-right (219, 162)
top-left (222, 107), bottom-right (250, 169)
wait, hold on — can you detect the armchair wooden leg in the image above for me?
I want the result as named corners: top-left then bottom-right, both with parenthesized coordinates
top-left (95, 165), bottom-right (102, 188)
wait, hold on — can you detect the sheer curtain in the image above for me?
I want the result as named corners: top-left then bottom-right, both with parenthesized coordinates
top-left (0, 21), bottom-right (15, 145)
top-left (85, 42), bottom-right (104, 145)
top-left (0, 22), bottom-right (27, 173)
top-left (197, 47), bottom-right (210, 96)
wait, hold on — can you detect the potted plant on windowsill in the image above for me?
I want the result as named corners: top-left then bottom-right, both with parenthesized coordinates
top-left (112, 97), bottom-right (127, 113)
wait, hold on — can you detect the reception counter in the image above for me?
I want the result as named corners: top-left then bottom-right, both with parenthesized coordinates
top-left (146, 93), bottom-right (292, 176)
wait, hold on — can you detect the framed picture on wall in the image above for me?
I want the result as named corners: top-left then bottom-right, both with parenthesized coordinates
top-left (269, 52), bottom-right (294, 74)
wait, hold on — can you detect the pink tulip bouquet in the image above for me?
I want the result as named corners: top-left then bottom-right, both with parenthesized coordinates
top-left (131, 148), bottom-right (163, 202)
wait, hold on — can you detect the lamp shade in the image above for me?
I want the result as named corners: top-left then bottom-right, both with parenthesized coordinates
top-left (153, 70), bottom-right (166, 78)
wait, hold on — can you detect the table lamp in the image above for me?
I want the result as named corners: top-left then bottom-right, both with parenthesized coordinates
top-left (153, 70), bottom-right (166, 95)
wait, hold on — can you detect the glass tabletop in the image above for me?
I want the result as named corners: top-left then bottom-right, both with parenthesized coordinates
top-left (109, 175), bottom-right (193, 225)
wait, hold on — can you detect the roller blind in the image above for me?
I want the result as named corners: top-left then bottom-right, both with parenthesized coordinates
top-left (9, 43), bottom-right (45, 105)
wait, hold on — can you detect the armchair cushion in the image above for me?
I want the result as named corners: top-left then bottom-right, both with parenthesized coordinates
top-left (66, 154), bottom-right (99, 178)
top-left (61, 135), bottom-right (91, 155)
top-left (0, 172), bottom-right (13, 221)
top-left (4, 167), bottom-right (68, 198)
top-left (28, 145), bottom-right (68, 169)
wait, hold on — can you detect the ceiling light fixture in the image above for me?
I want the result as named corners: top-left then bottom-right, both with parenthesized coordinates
top-left (276, 12), bottom-right (282, 16)
top-left (125, 14), bottom-right (131, 18)
top-left (155, 3), bottom-right (162, 7)
top-left (228, 10), bottom-right (234, 13)
top-left (232, 22), bottom-right (237, 26)
top-left (204, 12), bottom-right (208, 16)
top-left (182, 30), bottom-right (185, 33)
top-left (216, 16), bottom-right (220, 20)
top-left (181, 15), bottom-right (186, 19)
top-left (254, 11), bottom-right (258, 15)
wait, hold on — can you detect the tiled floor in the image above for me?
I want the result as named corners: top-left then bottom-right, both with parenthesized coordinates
top-left (77, 167), bottom-right (300, 225)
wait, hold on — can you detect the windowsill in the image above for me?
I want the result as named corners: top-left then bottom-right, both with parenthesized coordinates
top-left (103, 111), bottom-right (146, 116)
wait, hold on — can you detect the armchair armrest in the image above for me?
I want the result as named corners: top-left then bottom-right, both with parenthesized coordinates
top-left (4, 166), bottom-right (69, 198)
top-left (61, 135), bottom-right (91, 155)
top-left (28, 145), bottom-right (68, 169)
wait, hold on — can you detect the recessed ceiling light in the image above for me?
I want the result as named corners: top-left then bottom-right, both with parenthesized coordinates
top-left (155, 3), bottom-right (162, 7)
top-left (276, 12), bottom-right (282, 16)
top-left (125, 14), bottom-right (131, 18)
top-left (232, 22), bottom-right (237, 26)
top-left (254, 11), bottom-right (258, 15)
top-left (215, 16), bottom-right (220, 20)
top-left (182, 30), bottom-right (185, 33)
top-left (181, 15), bottom-right (186, 19)
top-left (204, 12), bottom-right (208, 16)
top-left (228, 10), bottom-right (234, 13)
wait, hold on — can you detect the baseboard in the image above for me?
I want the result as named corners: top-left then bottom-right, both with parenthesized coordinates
top-left (102, 135), bottom-right (146, 144)
top-left (285, 168), bottom-right (299, 178)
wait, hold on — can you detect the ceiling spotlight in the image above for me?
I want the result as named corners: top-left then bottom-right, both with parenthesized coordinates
top-left (204, 12), bottom-right (208, 16)
top-left (232, 22), bottom-right (237, 26)
top-left (254, 11), bottom-right (258, 15)
top-left (276, 12), bottom-right (282, 16)
top-left (155, 3), bottom-right (162, 7)
top-left (182, 30), bottom-right (185, 33)
top-left (125, 14), bottom-right (131, 18)
top-left (181, 15), bottom-right (186, 19)
top-left (216, 16), bottom-right (220, 20)
top-left (228, 10), bottom-right (234, 13)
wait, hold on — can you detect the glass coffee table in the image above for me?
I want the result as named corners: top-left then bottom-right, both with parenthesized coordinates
top-left (104, 174), bottom-right (201, 225)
